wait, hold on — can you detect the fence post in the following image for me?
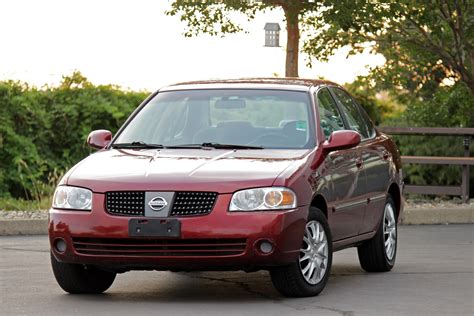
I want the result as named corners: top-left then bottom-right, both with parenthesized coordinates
top-left (461, 136), bottom-right (470, 203)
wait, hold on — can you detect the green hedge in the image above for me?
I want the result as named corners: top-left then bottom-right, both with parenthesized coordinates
top-left (1, 72), bottom-right (472, 203)
top-left (375, 82), bottom-right (474, 197)
top-left (0, 72), bottom-right (148, 200)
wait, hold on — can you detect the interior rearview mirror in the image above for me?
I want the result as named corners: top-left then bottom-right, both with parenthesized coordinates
top-left (215, 98), bottom-right (246, 109)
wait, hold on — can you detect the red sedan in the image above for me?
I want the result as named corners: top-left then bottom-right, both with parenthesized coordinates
top-left (49, 78), bottom-right (403, 297)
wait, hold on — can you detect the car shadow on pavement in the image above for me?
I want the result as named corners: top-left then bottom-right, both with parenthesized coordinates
top-left (55, 264), bottom-right (366, 303)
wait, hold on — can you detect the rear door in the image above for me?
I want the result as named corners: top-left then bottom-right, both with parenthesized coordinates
top-left (330, 87), bottom-right (390, 234)
top-left (315, 87), bottom-right (366, 240)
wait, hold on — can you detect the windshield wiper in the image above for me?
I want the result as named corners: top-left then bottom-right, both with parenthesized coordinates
top-left (111, 142), bottom-right (262, 150)
top-left (167, 143), bottom-right (263, 150)
top-left (202, 142), bottom-right (263, 149)
top-left (111, 141), bottom-right (164, 149)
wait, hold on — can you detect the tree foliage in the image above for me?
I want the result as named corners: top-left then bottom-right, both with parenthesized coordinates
top-left (167, 0), bottom-right (324, 77)
top-left (304, 0), bottom-right (474, 96)
top-left (167, 1), bottom-right (267, 37)
top-left (168, 1), bottom-right (473, 97)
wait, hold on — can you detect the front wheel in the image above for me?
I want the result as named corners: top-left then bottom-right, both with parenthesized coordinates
top-left (357, 196), bottom-right (397, 272)
top-left (270, 207), bottom-right (332, 297)
top-left (51, 252), bottom-right (116, 294)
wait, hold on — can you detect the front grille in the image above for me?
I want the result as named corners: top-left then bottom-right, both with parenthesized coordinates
top-left (106, 191), bottom-right (145, 216)
top-left (105, 191), bottom-right (218, 217)
top-left (169, 192), bottom-right (218, 216)
top-left (72, 237), bottom-right (247, 257)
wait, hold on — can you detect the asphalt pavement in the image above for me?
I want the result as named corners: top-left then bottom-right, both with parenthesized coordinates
top-left (1, 225), bottom-right (473, 316)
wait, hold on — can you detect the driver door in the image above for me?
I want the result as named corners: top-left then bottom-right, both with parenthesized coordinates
top-left (316, 88), bottom-right (367, 240)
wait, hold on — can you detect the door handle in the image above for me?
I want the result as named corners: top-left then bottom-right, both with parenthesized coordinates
top-left (355, 158), bottom-right (363, 168)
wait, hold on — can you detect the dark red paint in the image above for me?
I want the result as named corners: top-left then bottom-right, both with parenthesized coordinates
top-left (49, 78), bottom-right (403, 271)
top-left (322, 130), bottom-right (361, 152)
top-left (87, 129), bottom-right (112, 149)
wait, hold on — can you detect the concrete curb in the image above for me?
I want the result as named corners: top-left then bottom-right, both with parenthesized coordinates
top-left (0, 219), bottom-right (48, 236)
top-left (0, 207), bottom-right (473, 236)
top-left (401, 207), bottom-right (474, 225)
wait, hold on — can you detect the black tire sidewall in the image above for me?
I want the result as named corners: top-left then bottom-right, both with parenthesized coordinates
top-left (51, 252), bottom-right (116, 294)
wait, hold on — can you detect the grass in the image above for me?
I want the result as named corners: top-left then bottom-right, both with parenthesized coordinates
top-left (0, 196), bottom-right (52, 211)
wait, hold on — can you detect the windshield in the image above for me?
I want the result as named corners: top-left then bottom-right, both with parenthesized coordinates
top-left (114, 89), bottom-right (315, 149)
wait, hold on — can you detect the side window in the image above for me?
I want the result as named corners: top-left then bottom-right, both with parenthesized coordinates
top-left (316, 88), bottom-right (345, 139)
top-left (358, 105), bottom-right (376, 138)
top-left (331, 88), bottom-right (370, 139)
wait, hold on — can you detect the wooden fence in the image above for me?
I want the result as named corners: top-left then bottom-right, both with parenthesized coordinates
top-left (377, 127), bottom-right (474, 203)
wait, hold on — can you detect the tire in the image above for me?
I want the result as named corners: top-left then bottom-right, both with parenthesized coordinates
top-left (357, 195), bottom-right (397, 272)
top-left (51, 252), bottom-right (116, 294)
top-left (270, 207), bottom-right (333, 297)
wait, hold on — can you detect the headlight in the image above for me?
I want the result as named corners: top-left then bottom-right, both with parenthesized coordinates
top-left (52, 186), bottom-right (92, 210)
top-left (229, 187), bottom-right (297, 211)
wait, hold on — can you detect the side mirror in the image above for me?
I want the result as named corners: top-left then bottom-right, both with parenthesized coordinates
top-left (87, 130), bottom-right (112, 149)
top-left (322, 130), bottom-right (361, 152)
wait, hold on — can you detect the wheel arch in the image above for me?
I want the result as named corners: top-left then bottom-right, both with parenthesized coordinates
top-left (310, 194), bottom-right (328, 219)
top-left (387, 183), bottom-right (401, 220)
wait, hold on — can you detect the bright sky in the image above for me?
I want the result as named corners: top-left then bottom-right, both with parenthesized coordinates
top-left (0, 0), bottom-right (385, 91)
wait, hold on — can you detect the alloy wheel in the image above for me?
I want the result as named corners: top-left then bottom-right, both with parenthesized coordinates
top-left (383, 202), bottom-right (397, 260)
top-left (299, 220), bottom-right (329, 285)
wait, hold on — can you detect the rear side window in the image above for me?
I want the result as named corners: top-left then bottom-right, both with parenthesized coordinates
top-left (357, 105), bottom-right (376, 138)
top-left (316, 88), bottom-right (345, 139)
top-left (331, 88), bottom-right (372, 139)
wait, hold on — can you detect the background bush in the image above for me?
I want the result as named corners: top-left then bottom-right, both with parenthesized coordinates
top-left (0, 72), bottom-right (148, 202)
top-left (0, 72), bottom-right (472, 209)
top-left (350, 81), bottom-right (474, 198)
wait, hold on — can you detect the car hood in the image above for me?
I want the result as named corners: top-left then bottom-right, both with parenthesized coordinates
top-left (65, 148), bottom-right (311, 193)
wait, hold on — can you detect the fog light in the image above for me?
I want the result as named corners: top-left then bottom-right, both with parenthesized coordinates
top-left (259, 241), bottom-right (274, 254)
top-left (54, 238), bottom-right (67, 253)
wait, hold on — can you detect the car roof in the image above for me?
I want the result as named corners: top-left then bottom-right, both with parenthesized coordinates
top-left (159, 78), bottom-right (343, 92)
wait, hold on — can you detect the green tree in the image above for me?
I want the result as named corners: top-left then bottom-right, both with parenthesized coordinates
top-left (345, 76), bottom-right (400, 125)
top-left (168, 1), bottom-right (474, 96)
top-left (167, 0), bottom-right (327, 77)
top-left (304, 0), bottom-right (474, 96)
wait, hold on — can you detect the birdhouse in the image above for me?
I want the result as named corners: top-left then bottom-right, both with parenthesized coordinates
top-left (264, 23), bottom-right (281, 47)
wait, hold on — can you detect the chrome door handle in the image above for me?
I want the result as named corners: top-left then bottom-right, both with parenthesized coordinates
top-left (355, 158), bottom-right (363, 168)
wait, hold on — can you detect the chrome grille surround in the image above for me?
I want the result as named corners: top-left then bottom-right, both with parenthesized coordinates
top-left (105, 191), bottom-right (218, 217)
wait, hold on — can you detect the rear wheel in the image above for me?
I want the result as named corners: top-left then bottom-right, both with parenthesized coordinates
top-left (270, 207), bottom-right (332, 297)
top-left (357, 196), bottom-right (397, 272)
top-left (51, 252), bottom-right (116, 294)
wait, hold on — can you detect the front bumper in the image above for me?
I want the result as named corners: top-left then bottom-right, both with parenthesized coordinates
top-left (49, 193), bottom-right (308, 271)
